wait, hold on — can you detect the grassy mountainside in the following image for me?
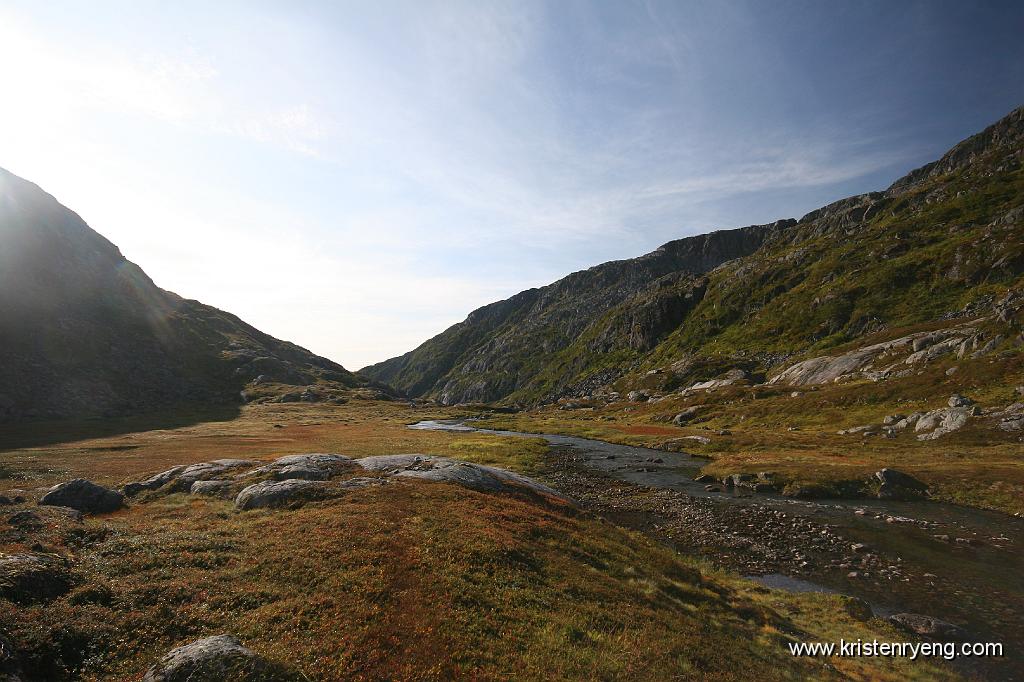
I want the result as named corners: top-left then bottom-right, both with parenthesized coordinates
top-left (0, 168), bottom-right (386, 422)
top-left (362, 106), bottom-right (1024, 407)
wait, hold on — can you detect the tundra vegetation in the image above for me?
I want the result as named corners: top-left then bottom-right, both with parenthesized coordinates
top-left (0, 402), bottom-right (956, 681)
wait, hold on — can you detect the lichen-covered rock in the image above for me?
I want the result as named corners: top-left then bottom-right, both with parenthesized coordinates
top-left (179, 460), bottom-right (256, 485)
top-left (888, 613), bottom-right (967, 640)
top-left (242, 454), bottom-right (354, 482)
top-left (141, 634), bottom-right (291, 681)
top-left (39, 479), bottom-right (123, 514)
top-left (189, 480), bottom-right (233, 497)
top-left (123, 466), bottom-right (187, 497)
top-left (356, 455), bottom-right (570, 502)
top-left (915, 407), bottom-right (973, 441)
top-left (235, 479), bottom-right (326, 510)
top-left (234, 477), bottom-right (379, 511)
top-left (0, 552), bottom-right (71, 603)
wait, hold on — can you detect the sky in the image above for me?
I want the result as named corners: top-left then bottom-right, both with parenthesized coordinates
top-left (0, 1), bottom-right (1022, 370)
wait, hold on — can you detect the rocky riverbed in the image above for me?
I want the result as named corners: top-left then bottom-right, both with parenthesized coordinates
top-left (411, 420), bottom-right (1024, 679)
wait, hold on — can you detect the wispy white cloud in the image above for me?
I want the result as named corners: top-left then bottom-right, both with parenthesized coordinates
top-left (0, 0), bottom-right (954, 368)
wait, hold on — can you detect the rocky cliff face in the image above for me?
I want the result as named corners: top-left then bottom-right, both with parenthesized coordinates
top-left (363, 220), bottom-right (793, 404)
top-left (0, 168), bottom-right (381, 422)
top-left (363, 106), bottom-right (1024, 405)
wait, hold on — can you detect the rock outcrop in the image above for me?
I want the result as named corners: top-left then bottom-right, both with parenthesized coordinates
top-left (888, 613), bottom-right (967, 640)
top-left (119, 451), bottom-right (570, 511)
top-left (39, 479), bottom-right (123, 514)
top-left (356, 454), bottom-right (570, 501)
top-left (875, 469), bottom-right (929, 501)
top-left (141, 634), bottom-right (293, 682)
top-left (0, 552), bottom-right (71, 603)
top-left (234, 475), bottom-right (378, 507)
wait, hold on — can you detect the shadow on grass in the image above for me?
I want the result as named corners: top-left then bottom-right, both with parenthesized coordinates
top-left (0, 403), bottom-right (242, 451)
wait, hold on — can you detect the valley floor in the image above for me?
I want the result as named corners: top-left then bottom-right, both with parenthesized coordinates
top-left (0, 402), bottom-right (1015, 680)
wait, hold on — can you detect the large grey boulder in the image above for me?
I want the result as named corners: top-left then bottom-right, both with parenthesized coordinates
top-left (142, 634), bottom-right (285, 681)
top-left (235, 479), bottom-right (327, 510)
top-left (915, 407), bottom-right (973, 441)
top-left (0, 553), bottom-right (71, 603)
top-left (888, 613), bottom-right (967, 640)
top-left (235, 477), bottom-right (379, 511)
top-left (39, 479), bottom-right (123, 513)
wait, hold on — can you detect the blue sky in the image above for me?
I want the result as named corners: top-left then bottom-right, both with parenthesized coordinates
top-left (0, 1), bottom-right (1022, 369)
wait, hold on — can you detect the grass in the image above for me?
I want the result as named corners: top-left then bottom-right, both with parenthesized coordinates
top-left (476, 346), bottom-right (1024, 516)
top-left (0, 401), bottom-right (961, 680)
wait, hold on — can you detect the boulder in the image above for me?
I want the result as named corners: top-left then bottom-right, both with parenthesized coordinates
top-left (141, 634), bottom-right (286, 682)
top-left (0, 552), bottom-right (71, 603)
top-left (672, 406), bottom-right (701, 425)
top-left (875, 468), bottom-right (928, 500)
top-left (39, 479), bottom-right (123, 514)
top-left (916, 407), bottom-right (972, 441)
top-left (234, 476), bottom-right (378, 511)
top-left (948, 394), bottom-right (974, 408)
top-left (626, 390), bottom-right (649, 402)
top-left (888, 613), bottom-right (967, 640)
top-left (234, 479), bottom-right (330, 511)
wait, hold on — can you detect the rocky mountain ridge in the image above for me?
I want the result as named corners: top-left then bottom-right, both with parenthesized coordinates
top-left (362, 106), bottom-right (1024, 406)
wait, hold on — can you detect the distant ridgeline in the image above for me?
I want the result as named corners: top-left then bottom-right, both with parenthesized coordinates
top-left (0, 168), bottom-right (393, 422)
top-left (362, 106), bottom-right (1024, 405)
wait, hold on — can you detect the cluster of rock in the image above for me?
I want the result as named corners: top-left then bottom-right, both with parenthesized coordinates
top-left (768, 325), bottom-right (1007, 387)
top-left (696, 472), bottom-right (778, 494)
top-left (837, 394), bottom-right (1023, 440)
top-left (116, 452), bottom-right (570, 512)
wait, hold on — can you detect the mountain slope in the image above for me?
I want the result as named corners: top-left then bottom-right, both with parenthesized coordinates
top-left (0, 168), bottom-right (382, 422)
top-left (362, 221), bottom-right (794, 403)
top-left (363, 106), bottom-right (1024, 406)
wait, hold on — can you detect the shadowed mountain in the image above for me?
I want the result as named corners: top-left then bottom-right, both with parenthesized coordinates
top-left (362, 106), bottom-right (1024, 405)
top-left (0, 168), bottom-right (388, 423)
